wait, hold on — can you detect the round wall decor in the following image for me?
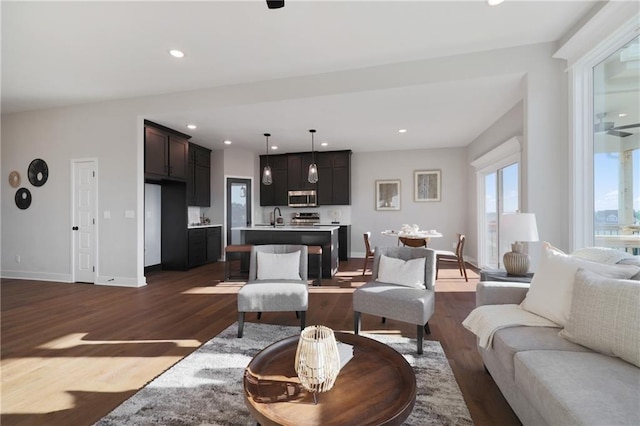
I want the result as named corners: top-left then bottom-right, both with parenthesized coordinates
top-left (15, 188), bottom-right (32, 210)
top-left (28, 158), bottom-right (49, 187)
top-left (9, 171), bottom-right (21, 188)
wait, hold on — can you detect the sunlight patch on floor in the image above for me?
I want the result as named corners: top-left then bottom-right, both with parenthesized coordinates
top-left (36, 333), bottom-right (201, 350)
top-left (183, 283), bottom-right (243, 295)
top-left (1, 355), bottom-right (182, 413)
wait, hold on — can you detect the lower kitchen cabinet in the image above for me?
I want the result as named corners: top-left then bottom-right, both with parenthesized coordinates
top-left (339, 225), bottom-right (351, 261)
top-left (188, 226), bottom-right (222, 268)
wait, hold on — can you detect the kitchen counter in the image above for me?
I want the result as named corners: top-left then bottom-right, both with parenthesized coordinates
top-left (188, 223), bottom-right (223, 229)
top-left (239, 226), bottom-right (339, 278)
top-left (235, 225), bottom-right (339, 232)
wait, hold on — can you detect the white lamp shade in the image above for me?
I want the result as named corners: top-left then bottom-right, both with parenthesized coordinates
top-left (501, 213), bottom-right (539, 242)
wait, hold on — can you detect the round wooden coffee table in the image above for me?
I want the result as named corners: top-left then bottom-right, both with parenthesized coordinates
top-left (243, 332), bottom-right (416, 426)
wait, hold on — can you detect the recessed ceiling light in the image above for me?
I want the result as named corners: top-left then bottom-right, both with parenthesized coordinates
top-left (321, 142), bottom-right (328, 147)
top-left (487, 0), bottom-right (504, 5)
top-left (619, 113), bottom-right (628, 117)
top-left (186, 124), bottom-right (197, 130)
top-left (223, 140), bottom-right (232, 145)
top-left (169, 49), bottom-right (185, 58)
top-left (271, 146), bottom-right (278, 150)
top-left (398, 129), bottom-right (407, 133)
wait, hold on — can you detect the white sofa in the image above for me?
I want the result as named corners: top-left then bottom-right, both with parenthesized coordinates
top-left (472, 246), bottom-right (640, 425)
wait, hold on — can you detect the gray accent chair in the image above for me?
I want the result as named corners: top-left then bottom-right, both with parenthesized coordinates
top-left (237, 244), bottom-right (308, 338)
top-left (353, 246), bottom-right (436, 354)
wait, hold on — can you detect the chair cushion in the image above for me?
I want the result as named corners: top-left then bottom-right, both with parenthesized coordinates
top-left (256, 250), bottom-right (302, 280)
top-left (377, 255), bottom-right (425, 288)
top-left (237, 280), bottom-right (308, 312)
top-left (353, 281), bottom-right (434, 325)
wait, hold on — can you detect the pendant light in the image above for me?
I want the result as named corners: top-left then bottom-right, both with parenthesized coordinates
top-left (262, 133), bottom-right (273, 186)
top-left (308, 129), bottom-right (318, 183)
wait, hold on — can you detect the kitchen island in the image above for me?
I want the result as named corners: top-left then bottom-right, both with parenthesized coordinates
top-left (236, 226), bottom-right (339, 278)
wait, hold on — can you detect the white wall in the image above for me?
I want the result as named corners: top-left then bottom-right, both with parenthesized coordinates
top-left (350, 148), bottom-right (468, 257)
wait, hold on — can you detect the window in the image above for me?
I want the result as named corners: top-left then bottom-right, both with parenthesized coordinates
top-left (592, 36), bottom-right (639, 254)
top-left (472, 137), bottom-right (521, 269)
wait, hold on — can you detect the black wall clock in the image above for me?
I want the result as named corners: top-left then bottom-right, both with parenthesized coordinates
top-left (15, 188), bottom-right (32, 210)
top-left (28, 158), bottom-right (49, 187)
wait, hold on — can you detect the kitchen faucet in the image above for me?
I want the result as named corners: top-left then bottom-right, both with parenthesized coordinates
top-left (273, 207), bottom-right (282, 227)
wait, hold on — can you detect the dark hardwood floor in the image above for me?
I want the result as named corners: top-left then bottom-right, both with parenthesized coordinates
top-left (1, 259), bottom-right (520, 426)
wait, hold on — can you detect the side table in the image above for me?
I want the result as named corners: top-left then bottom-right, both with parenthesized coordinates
top-left (480, 269), bottom-right (534, 283)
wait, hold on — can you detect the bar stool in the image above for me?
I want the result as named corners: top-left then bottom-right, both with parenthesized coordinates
top-left (307, 245), bottom-right (323, 286)
top-left (224, 244), bottom-right (252, 281)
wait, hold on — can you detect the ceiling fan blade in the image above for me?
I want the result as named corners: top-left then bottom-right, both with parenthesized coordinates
top-left (610, 123), bottom-right (640, 131)
top-left (606, 130), bottom-right (633, 137)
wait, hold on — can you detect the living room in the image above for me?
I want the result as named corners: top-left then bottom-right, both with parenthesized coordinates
top-left (2, 1), bottom-right (639, 425)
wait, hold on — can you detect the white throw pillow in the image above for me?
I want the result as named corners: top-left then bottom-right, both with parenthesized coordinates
top-left (520, 242), bottom-right (640, 326)
top-left (256, 250), bottom-right (302, 280)
top-left (559, 269), bottom-right (640, 368)
top-left (377, 255), bottom-right (426, 289)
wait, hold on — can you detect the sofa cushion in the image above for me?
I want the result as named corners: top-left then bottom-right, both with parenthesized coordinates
top-left (559, 269), bottom-right (640, 367)
top-left (520, 243), bottom-right (640, 326)
top-left (353, 281), bottom-right (434, 325)
top-left (487, 326), bottom-right (590, 380)
top-left (515, 350), bottom-right (640, 426)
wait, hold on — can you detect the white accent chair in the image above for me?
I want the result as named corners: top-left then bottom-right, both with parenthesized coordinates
top-left (353, 246), bottom-right (436, 354)
top-left (237, 245), bottom-right (308, 338)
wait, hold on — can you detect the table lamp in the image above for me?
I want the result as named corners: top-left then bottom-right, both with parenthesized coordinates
top-left (501, 212), bottom-right (539, 276)
top-left (294, 325), bottom-right (340, 404)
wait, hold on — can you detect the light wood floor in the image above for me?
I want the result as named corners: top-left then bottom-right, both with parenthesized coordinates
top-left (1, 259), bottom-right (520, 426)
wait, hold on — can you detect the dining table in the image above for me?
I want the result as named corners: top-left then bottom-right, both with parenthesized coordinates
top-left (381, 229), bottom-right (443, 247)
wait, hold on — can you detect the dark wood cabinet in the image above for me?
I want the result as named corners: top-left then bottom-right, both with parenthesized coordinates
top-left (338, 225), bottom-right (351, 261)
top-left (260, 150), bottom-right (351, 206)
top-left (188, 226), bottom-right (222, 268)
top-left (144, 121), bottom-right (190, 181)
top-left (207, 227), bottom-right (222, 262)
top-left (317, 151), bottom-right (351, 205)
top-left (260, 154), bottom-right (289, 206)
top-left (187, 143), bottom-right (211, 206)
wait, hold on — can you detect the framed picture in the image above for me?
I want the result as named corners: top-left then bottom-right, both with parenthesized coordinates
top-left (414, 170), bottom-right (441, 202)
top-left (376, 180), bottom-right (401, 211)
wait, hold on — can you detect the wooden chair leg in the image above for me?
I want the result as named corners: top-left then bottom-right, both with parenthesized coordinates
top-left (436, 257), bottom-right (440, 279)
top-left (362, 254), bottom-right (369, 275)
top-left (300, 311), bottom-right (306, 330)
top-left (461, 259), bottom-right (468, 282)
top-left (416, 324), bottom-right (424, 355)
top-left (354, 311), bottom-right (361, 335)
top-left (238, 312), bottom-right (245, 338)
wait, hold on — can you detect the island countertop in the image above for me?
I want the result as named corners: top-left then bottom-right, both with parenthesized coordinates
top-left (234, 226), bottom-right (339, 232)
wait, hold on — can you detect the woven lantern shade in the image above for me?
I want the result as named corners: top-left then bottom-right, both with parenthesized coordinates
top-left (294, 325), bottom-right (340, 402)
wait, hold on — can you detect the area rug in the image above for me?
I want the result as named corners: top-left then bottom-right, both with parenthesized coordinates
top-left (96, 323), bottom-right (473, 425)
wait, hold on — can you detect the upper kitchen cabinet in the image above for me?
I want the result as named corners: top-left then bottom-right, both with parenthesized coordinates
top-left (260, 154), bottom-right (288, 206)
top-left (144, 121), bottom-right (190, 181)
top-left (317, 150), bottom-right (351, 205)
top-left (187, 143), bottom-right (211, 206)
top-left (288, 152), bottom-right (317, 191)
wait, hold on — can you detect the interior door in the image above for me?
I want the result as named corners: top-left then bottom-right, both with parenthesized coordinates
top-left (226, 178), bottom-right (252, 246)
top-left (72, 159), bottom-right (97, 283)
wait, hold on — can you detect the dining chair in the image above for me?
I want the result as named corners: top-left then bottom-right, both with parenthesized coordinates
top-left (434, 233), bottom-right (468, 281)
top-left (399, 236), bottom-right (427, 248)
top-left (362, 232), bottom-right (375, 275)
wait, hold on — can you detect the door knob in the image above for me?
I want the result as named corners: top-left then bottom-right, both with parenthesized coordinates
top-left (72, 226), bottom-right (79, 231)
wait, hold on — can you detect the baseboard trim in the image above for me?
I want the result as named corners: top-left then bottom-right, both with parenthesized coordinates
top-left (0, 270), bottom-right (72, 283)
top-left (95, 275), bottom-right (147, 287)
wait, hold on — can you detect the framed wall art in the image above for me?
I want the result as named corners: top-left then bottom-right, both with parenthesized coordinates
top-left (376, 179), bottom-right (401, 211)
top-left (414, 170), bottom-right (441, 202)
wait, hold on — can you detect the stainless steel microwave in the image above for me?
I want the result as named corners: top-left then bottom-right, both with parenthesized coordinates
top-left (288, 190), bottom-right (317, 207)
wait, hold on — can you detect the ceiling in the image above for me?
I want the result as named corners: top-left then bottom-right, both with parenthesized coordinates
top-left (2, 1), bottom-right (600, 153)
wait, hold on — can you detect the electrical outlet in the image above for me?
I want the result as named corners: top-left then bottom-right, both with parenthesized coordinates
top-left (15, 255), bottom-right (21, 263)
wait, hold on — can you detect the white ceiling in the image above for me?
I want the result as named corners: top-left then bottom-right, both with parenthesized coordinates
top-left (1, 0), bottom-right (599, 153)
